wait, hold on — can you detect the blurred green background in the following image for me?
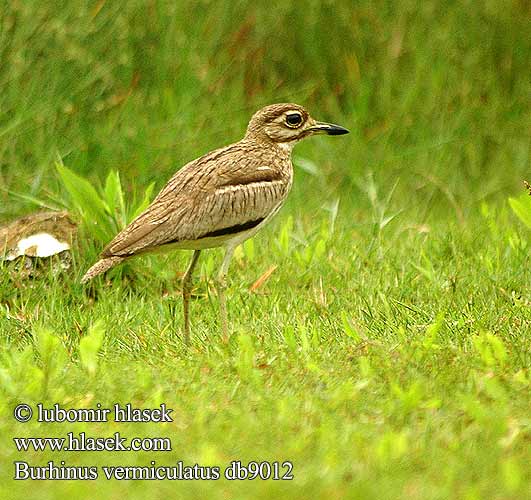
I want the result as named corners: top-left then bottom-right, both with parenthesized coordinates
top-left (1, 0), bottom-right (529, 223)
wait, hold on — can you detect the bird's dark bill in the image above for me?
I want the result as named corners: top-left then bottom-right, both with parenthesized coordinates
top-left (310, 122), bottom-right (350, 135)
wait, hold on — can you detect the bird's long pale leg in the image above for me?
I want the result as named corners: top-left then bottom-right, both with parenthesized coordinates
top-left (218, 245), bottom-right (235, 342)
top-left (182, 249), bottom-right (201, 344)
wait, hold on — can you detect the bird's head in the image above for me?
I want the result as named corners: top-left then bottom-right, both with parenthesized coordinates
top-left (244, 103), bottom-right (349, 148)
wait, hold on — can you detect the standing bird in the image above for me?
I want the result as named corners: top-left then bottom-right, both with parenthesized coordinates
top-left (81, 103), bottom-right (349, 342)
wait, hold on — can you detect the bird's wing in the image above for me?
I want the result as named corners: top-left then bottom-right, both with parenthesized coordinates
top-left (102, 143), bottom-right (290, 257)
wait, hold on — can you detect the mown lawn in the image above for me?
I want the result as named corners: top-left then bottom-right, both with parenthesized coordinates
top-left (1, 1), bottom-right (530, 499)
top-left (1, 206), bottom-right (531, 499)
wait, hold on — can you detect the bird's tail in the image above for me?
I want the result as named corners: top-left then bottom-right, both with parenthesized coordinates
top-left (80, 256), bottom-right (125, 284)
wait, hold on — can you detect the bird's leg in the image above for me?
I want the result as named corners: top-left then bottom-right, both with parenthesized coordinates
top-left (217, 245), bottom-right (235, 343)
top-left (182, 250), bottom-right (201, 344)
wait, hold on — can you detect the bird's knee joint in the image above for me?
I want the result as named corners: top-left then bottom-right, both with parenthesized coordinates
top-left (182, 278), bottom-right (193, 296)
top-left (216, 276), bottom-right (228, 291)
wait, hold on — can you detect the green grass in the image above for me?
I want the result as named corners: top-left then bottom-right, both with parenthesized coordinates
top-left (1, 1), bottom-right (530, 499)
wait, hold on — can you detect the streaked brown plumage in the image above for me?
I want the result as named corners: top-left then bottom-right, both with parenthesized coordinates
top-left (81, 103), bottom-right (349, 342)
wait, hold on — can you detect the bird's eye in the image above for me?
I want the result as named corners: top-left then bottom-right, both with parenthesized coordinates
top-left (285, 113), bottom-right (303, 127)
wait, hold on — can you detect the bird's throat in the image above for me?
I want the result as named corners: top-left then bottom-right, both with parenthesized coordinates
top-left (276, 141), bottom-right (295, 154)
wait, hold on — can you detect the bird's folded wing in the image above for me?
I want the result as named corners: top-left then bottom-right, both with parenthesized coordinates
top-left (102, 157), bottom-right (289, 257)
top-left (101, 199), bottom-right (175, 257)
top-left (182, 175), bottom-right (289, 241)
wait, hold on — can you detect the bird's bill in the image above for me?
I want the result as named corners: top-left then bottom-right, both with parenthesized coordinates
top-left (308, 121), bottom-right (350, 135)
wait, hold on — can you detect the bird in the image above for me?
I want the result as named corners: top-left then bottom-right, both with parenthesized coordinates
top-left (81, 103), bottom-right (349, 342)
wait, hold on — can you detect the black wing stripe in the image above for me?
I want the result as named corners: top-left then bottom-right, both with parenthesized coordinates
top-left (200, 218), bottom-right (265, 238)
